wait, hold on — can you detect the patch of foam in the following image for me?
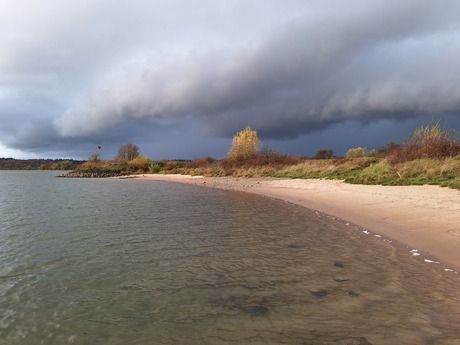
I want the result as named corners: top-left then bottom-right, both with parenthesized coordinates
top-left (424, 259), bottom-right (440, 264)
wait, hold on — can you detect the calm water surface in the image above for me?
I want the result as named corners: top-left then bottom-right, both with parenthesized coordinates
top-left (0, 171), bottom-right (459, 344)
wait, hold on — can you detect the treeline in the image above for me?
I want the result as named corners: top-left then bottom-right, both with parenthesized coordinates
top-left (0, 158), bottom-right (84, 170)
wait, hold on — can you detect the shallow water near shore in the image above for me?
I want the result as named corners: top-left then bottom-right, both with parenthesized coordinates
top-left (1, 171), bottom-right (460, 344)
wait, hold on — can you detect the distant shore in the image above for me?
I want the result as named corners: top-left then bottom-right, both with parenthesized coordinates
top-left (121, 174), bottom-right (460, 274)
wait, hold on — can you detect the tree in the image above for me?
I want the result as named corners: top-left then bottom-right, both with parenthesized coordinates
top-left (227, 127), bottom-right (262, 161)
top-left (88, 152), bottom-right (100, 163)
top-left (115, 143), bottom-right (140, 162)
top-left (59, 160), bottom-right (73, 170)
top-left (314, 149), bottom-right (334, 160)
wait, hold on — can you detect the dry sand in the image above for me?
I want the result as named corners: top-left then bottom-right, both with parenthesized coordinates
top-left (125, 174), bottom-right (460, 273)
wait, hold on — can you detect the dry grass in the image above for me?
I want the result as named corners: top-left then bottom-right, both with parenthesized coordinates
top-left (153, 155), bottom-right (460, 190)
top-left (346, 156), bottom-right (460, 188)
top-left (274, 158), bottom-right (376, 179)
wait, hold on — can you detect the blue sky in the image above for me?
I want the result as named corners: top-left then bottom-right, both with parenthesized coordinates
top-left (1, 0), bottom-right (460, 160)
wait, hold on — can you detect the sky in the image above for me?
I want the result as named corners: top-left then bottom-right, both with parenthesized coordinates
top-left (1, 0), bottom-right (460, 160)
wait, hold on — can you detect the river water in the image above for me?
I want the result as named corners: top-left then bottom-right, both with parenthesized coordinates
top-left (0, 171), bottom-right (459, 344)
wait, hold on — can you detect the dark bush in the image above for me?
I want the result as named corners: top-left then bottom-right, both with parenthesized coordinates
top-left (372, 142), bottom-right (401, 158)
top-left (184, 157), bottom-right (217, 169)
top-left (314, 149), bottom-right (334, 159)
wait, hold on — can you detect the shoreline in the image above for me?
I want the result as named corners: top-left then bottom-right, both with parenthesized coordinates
top-left (122, 174), bottom-right (460, 274)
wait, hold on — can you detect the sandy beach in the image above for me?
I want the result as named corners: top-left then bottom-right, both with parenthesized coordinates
top-left (126, 174), bottom-right (460, 273)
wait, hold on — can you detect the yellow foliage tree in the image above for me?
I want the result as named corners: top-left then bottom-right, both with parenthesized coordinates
top-left (227, 126), bottom-right (262, 161)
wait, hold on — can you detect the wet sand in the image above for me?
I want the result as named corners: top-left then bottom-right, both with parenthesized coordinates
top-left (125, 174), bottom-right (460, 273)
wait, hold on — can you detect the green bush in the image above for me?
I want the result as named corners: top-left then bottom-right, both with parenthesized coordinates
top-left (345, 147), bottom-right (370, 158)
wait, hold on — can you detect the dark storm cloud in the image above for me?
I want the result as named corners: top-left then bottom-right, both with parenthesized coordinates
top-left (1, 0), bottom-right (460, 158)
top-left (54, 0), bottom-right (460, 141)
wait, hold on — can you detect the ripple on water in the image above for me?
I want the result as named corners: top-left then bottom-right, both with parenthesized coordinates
top-left (0, 172), bottom-right (460, 344)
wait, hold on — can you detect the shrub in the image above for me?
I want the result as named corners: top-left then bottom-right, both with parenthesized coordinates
top-left (345, 147), bottom-right (370, 158)
top-left (127, 156), bottom-right (152, 172)
top-left (227, 127), bottom-right (262, 161)
top-left (99, 163), bottom-right (124, 173)
top-left (59, 160), bottom-right (74, 170)
top-left (184, 157), bottom-right (217, 169)
top-left (372, 142), bottom-right (401, 158)
top-left (387, 122), bottom-right (460, 163)
top-left (79, 161), bottom-right (100, 171)
top-left (219, 151), bottom-right (305, 172)
top-left (252, 151), bottom-right (305, 168)
top-left (314, 149), bottom-right (334, 159)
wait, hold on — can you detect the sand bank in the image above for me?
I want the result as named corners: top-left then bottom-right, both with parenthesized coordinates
top-left (127, 174), bottom-right (460, 272)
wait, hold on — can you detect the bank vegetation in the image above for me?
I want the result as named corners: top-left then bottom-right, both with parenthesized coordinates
top-left (66, 124), bottom-right (460, 189)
